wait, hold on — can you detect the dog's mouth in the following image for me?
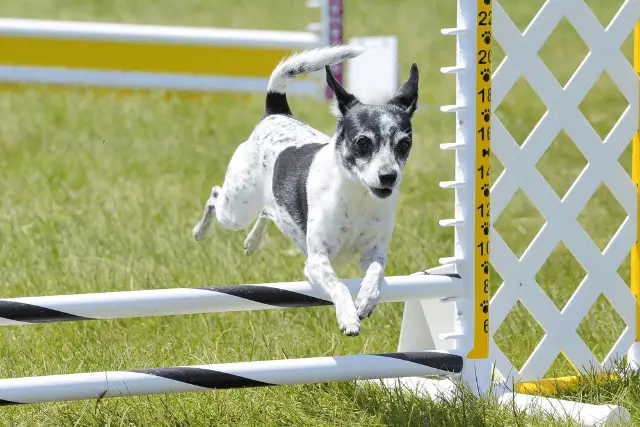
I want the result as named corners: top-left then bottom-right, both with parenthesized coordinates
top-left (370, 187), bottom-right (393, 199)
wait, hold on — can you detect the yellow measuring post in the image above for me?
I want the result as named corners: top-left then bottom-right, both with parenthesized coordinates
top-left (633, 21), bottom-right (640, 343)
top-left (468, 0), bottom-right (492, 359)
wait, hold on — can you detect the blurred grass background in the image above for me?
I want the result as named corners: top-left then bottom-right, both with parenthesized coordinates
top-left (0, 0), bottom-right (636, 425)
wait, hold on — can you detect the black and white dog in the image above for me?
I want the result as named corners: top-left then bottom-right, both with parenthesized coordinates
top-left (192, 46), bottom-right (419, 336)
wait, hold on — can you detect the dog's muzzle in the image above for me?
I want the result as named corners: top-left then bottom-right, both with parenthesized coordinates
top-left (370, 172), bottom-right (397, 198)
top-left (370, 186), bottom-right (394, 198)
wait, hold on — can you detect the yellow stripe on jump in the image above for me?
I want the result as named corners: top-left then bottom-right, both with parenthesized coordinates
top-left (0, 36), bottom-right (294, 77)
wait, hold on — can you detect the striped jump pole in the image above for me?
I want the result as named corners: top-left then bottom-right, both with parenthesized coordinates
top-left (0, 273), bottom-right (461, 326)
top-left (0, 351), bottom-right (463, 405)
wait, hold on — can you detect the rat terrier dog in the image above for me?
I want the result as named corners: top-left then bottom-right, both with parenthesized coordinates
top-left (192, 45), bottom-right (419, 336)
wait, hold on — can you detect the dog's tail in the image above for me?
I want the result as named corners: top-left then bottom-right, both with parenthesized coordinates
top-left (264, 45), bottom-right (364, 116)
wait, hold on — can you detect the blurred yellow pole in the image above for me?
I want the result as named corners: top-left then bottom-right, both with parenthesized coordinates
top-left (632, 22), bottom-right (640, 343)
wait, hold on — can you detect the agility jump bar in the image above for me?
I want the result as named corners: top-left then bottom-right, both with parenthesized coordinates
top-left (0, 18), bottom-right (321, 94)
top-left (0, 274), bottom-right (461, 326)
top-left (0, 351), bottom-right (463, 405)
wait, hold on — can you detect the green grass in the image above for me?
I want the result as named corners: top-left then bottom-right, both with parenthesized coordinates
top-left (0, 0), bottom-right (637, 425)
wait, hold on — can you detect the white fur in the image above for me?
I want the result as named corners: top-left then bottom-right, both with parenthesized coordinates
top-left (192, 46), bottom-right (410, 336)
top-left (267, 45), bottom-right (364, 94)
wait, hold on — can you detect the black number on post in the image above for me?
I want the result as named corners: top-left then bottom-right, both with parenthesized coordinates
top-left (477, 241), bottom-right (490, 256)
top-left (478, 88), bottom-right (492, 103)
top-left (479, 11), bottom-right (492, 26)
top-left (478, 126), bottom-right (491, 141)
top-left (478, 50), bottom-right (492, 65)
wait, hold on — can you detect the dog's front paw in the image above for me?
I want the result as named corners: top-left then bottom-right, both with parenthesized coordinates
top-left (336, 305), bottom-right (360, 336)
top-left (355, 282), bottom-right (381, 320)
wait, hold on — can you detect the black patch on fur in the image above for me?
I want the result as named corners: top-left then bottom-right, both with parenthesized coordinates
top-left (264, 92), bottom-right (292, 117)
top-left (287, 64), bottom-right (306, 77)
top-left (273, 143), bottom-right (326, 234)
top-left (336, 105), bottom-right (412, 173)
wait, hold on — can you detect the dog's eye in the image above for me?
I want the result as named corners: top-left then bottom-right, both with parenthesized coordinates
top-left (397, 137), bottom-right (412, 153)
top-left (354, 136), bottom-right (372, 155)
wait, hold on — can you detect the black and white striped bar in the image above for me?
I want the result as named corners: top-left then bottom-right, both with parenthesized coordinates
top-left (0, 274), bottom-right (460, 326)
top-left (0, 351), bottom-right (463, 405)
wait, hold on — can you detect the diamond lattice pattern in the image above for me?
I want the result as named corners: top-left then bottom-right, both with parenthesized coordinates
top-left (489, 0), bottom-right (638, 384)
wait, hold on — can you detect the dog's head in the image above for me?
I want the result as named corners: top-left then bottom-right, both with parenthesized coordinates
top-left (326, 63), bottom-right (419, 200)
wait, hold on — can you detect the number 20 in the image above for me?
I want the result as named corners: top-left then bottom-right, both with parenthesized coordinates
top-left (478, 50), bottom-right (492, 65)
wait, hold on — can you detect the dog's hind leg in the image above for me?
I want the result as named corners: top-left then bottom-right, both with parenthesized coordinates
top-left (192, 140), bottom-right (262, 240)
top-left (244, 211), bottom-right (269, 255)
top-left (214, 141), bottom-right (264, 231)
top-left (192, 186), bottom-right (221, 241)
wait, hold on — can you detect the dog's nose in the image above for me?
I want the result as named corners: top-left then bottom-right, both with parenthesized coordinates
top-left (379, 172), bottom-right (398, 187)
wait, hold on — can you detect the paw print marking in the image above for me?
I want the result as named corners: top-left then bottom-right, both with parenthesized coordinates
top-left (482, 108), bottom-right (490, 123)
top-left (481, 184), bottom-right (490, 197)
top-left (481, 222), bottom-right (489, 236)
top-left (480, 300), bottom-right (489, 314)
top-left (480, 69), bottom-right (491, 83)
top-left (481, 261), bottom-right (489, 275)
top-left (482, 31), bottom-right (491, 44)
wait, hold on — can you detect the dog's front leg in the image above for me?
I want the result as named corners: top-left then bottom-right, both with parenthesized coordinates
top-left (304, 252), bottom-right (360, 336)
top-left (355, 248), bottom-right (387, 320)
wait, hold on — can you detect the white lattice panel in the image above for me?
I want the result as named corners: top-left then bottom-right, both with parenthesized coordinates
top-left (490, 0), bottom-right (640, 383)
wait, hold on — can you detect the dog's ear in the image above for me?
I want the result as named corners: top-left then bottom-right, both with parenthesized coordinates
top-left (388, 63), bottom-right (419, 117)
top-left (325, 65), bottom-right (359, 115)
